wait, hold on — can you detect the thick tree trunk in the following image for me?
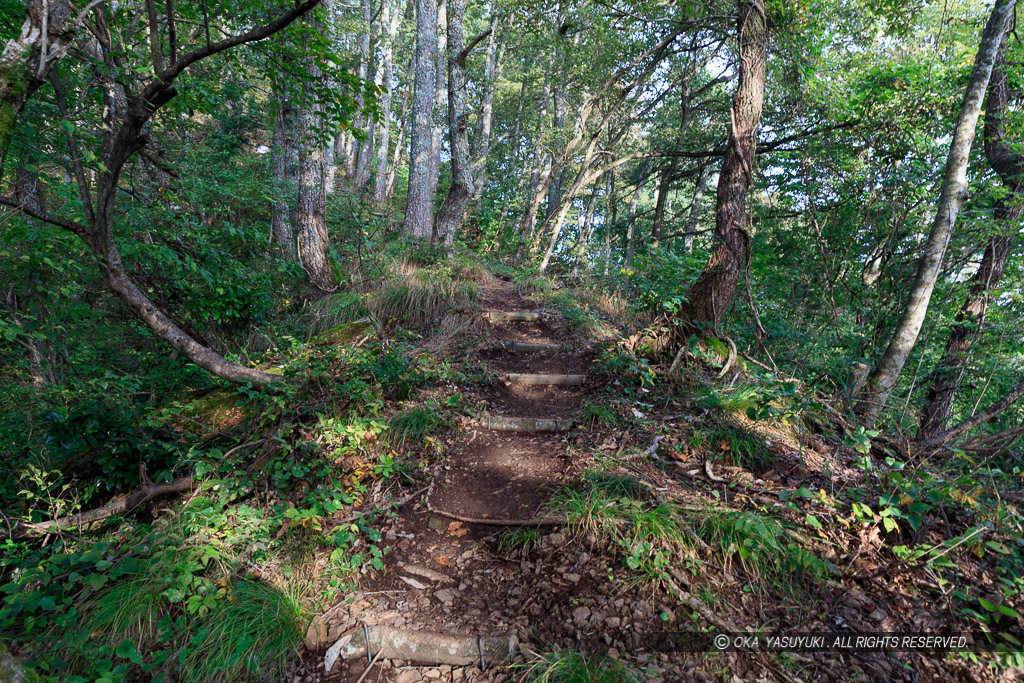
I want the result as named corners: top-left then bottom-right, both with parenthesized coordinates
top-left (680, 0), bottom-right (766, 333)
top-left (856, 0), bottom-right (1016, 426)
top-left (297, 12), bottom-right (334, 292)
top-left (402, 0), bottom-right (438, 238)
top-left (271, 94), bottom-right (298, 257)
top-left (0, 0), bottom-right (78, 177)
top-left (918, 28), bottom-right (1022, 439)
top-left (433, 0), bottom-right (471, 246)
top-left (426, 0), bottom-right (447, 232)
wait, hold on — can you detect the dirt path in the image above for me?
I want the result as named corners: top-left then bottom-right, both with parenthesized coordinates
top-left (312, 281), bottom-right (599, 682)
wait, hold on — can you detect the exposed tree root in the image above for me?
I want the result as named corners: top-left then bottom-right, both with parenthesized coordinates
top-left (506, 373), bottom-right (584, 386)
top-left (7, 475), bottom-right (195, 539)
top-left (324, 625), bottom-right (519, 670)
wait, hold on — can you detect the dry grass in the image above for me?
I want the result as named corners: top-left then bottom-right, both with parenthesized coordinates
top-left (304, 265), bottom-right (479, 336)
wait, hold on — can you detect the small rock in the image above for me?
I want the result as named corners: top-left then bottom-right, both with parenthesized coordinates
top-left (605, 616), bottom-right (621, 628)
top-left (394, 671), bottom-right (419, 683)
top-left (434, 589), bottom-right (457, 604)
top-left (868, 608), bottom-right (888, 622)
top-left (547, 532), bottom-right (566, 546)
top-left (564, 573), bottom-right (580, 584)
top-left (399, 576), bottom-right (427, 590)
top-left (572, 606), bottom-right (592, 626)
top-left (424, 669), bottom-right (442, 679)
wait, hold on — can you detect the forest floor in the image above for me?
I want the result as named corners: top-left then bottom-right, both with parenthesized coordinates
top-left (290, 279), bottom-right (1003, 683)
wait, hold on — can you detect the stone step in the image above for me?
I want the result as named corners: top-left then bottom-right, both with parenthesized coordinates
top-left (483, 311), bottom-right (542, 322)
top-left (500, 341), bottom-right (570, 353)
top-left (476, 414), bottom-right (574, 432)
top-left (506, 373), bottom-right (584, 386)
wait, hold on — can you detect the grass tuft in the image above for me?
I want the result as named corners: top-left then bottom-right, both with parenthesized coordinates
top-left (179, 578), bottom-right (304, 683)
top-left (696, 423), bottom-right (776, 473)
top-left (386, 406), bottom-right (447, 447)
top-left (519, 648), bottom-right (641, 683)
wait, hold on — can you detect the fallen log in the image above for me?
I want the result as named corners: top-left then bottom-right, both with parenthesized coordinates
top-left (500, 341), bottom-right (569, 353)
top-left (484, 311), bottom-right (542, 322)
top-left (7, 475), bottom-right (195, 539)
top-left (324, 625), bottom-right (518, 671)
top-left (476, 414), bottom-right (574, 432)
top-left (506, 373), bottom-right (584, 386)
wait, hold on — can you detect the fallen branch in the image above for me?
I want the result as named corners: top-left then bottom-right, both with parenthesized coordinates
top-left (426, 505), bottom-right (566, 528)
top-left (324, 625), bottom-right (518, 670)
top-left (8, 475), bottom-right (195, 539)
top-left (716, 336), bottom-right (737, 379)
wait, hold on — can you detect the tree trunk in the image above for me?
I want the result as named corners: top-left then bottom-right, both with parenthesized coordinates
top-left (402, 0), bottom-right (438, 239)
top-left (271, 93), bottom-right (298, 257)
top-left (426, 0), bottom-right (447, 234)
top-left (650, 168), bottom-right (671, 248)
top-left (433, 0), bottom-right (471, 246)
top-left (0, 0), bottom-right (77, 177)
top-left (856, 0), bottom-right (1016, 427)
top-left (350, 0), bottom-right (373, 181)
top-left (624, 182), bottom-right (642, 267)
top-left (470, 12), bottom-right (502, 203)
top-left (683, 165), bottom-right (708, 253)
top-left (372, 0), bottom-right (402, 203)
top-left (680, 0), bottom-right (766, 333)
top-left (297, 11), bottom-right (334, 291)
top-left (918, 28), bottom-right (1021, 439)
top-left (921, 379), bottom-right (1024, 448)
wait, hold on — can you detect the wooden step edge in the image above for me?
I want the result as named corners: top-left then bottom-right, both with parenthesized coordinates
top-left (475, 414), bottom-right (575, 432)
top-left (505, 373), bottom-right (584, 386)
top-left (483, 311), bottom-right (542, 322)
top-left (500, 341), bottom-right (571, 353)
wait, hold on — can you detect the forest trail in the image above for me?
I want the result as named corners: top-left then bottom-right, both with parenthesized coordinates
top-left (310, 281), bottom-right (602, 682)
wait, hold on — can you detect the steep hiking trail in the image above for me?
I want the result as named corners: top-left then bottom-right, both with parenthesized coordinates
top-left (302, 280), bottom-right (613, 682)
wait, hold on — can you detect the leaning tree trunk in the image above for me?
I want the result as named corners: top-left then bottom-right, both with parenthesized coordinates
top-left (680, 0), bottom-right (767, 332)
top-left (856, 0), bottom-right (1017, 427)
top-left (918, 28), bottom-right (1022, 439)
top-left (297, 11), bottom-right (334, 292)
top-left (433, 0), bottom-right (471, 246)
top-left (402, 0), bottom-right (438, 239)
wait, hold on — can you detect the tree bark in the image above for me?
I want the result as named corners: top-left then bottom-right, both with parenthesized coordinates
top-left (651, 168), bottom-right (671, 248)
top-left (680, 0), bottom-right (766, 333)
top-left (271, 91), bottom-right (298, 257)
top-left (918, 29), bottom-right (1021, 439)
top-left (683, 165), bottom-right (708, 253)
top-left (297, 10), bottom-right (334, 291)
top-left (624, 181), bottom-right (643, 267)
top-left (856, 0), bottom-right (1016, 426)
top-left (402, 0), bottom-right (438, 238)
top-left (353, 0), bottom-right (376, 187)
top-left (0, 0), bottom-right (79, 177)
top-left (372, 0), bottom-right (402, 203)
top-left (426, 0), bottom-right (447, 236)
top-left (433, 0), bottom-right (471, 246)
top-left (470, 11), bottom-right (502, 204)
